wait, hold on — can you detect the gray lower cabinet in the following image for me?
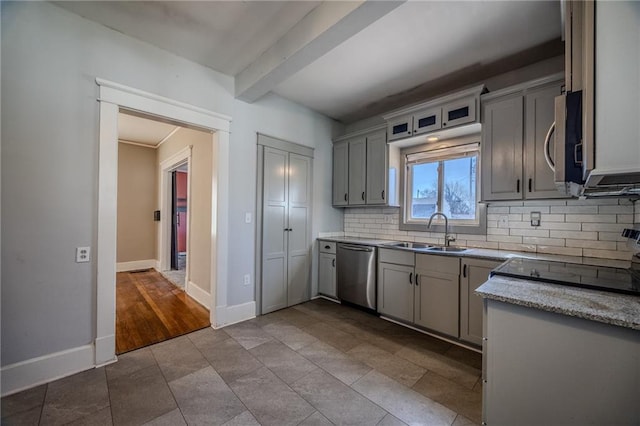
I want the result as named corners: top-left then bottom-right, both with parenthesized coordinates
top-left (377, 248), bottom-right (415, 323)
top-left (482, 76), bottom-right (565, 201)
top-left (483, 299), bottom-right (640, 424)
top-left (318, 241), bottom-right (336, 298)
top-left (460, 258), bottom-right (502, 346)
top-left (378, 249), bottom-right (461, 339)
top-left (414, 254), bottom-right (460, 337)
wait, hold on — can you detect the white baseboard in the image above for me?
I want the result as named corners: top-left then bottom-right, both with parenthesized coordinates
top-left (1, 344), bottom-right (95, 397)
top-left (116, 259), bottom-right (157, 272)
top-left (186, 281), bottom-right (211, 309)
top-left (94, 335), bottom-right (117, 367)
top-left (214, 301), bottom-right (256, 328)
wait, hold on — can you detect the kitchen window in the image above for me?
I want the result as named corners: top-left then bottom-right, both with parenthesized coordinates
top-left (400, 141), bottom-right (486, 234)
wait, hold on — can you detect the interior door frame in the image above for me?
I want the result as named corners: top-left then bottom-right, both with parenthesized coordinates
top-left (255, 133), bottom-right (314, 315)
top-left (96, 78), bottom-right (231, 366)
top-left (159, 148), bottom-right (191, 279)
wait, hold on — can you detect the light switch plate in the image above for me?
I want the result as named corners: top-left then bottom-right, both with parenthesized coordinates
top-left (245, 212), bottom-right (252, 224)
top-left (530, 211), bottom-right (541, 227)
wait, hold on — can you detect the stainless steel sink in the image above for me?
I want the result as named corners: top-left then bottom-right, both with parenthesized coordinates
top-left (426, 246), bottom-right (468, 253)
top-left (384, 242), bottom-right (433, 250)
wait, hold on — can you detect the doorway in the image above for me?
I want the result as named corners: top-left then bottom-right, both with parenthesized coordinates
top-left (97, 78), bottom-right (231, 366)
top-left (163, 165), bottom-right (188, 289)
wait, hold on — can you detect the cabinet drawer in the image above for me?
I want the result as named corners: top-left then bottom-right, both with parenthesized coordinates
top-left (319, 240), bottom-right (336, 254)
top-left (379, 248), bottom-right (415, 266)
top-left (415, 253), bottom-right (460, 275)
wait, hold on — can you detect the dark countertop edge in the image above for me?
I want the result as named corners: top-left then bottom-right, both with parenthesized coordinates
top-left (316, 237), bottom-right (631, 268)
top-left (476, 276), bottom-right (640, 331)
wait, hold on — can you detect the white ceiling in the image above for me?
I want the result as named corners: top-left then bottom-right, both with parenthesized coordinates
top-left (118, 112), bottom-right (181, 148)
top-left (56, 1), bottom-right (562, 124)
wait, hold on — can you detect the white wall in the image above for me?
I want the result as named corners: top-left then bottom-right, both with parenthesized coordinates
top-left (1, 1), bottom-right (343, 370)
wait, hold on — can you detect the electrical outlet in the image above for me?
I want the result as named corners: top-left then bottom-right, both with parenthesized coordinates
top-left (76, 247), bottom-right (91, 263)
top-left (530, 211), bottom-right (541, 227)
top-left (384, 214), bottom-right (393, 224)
top-left (243, 274), bottom-right (251, 285)
top-left (498, 215), bottom-right (509, 228)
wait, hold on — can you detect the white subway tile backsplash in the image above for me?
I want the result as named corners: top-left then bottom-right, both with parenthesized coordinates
top-left (598, 204), bottom-right (634, 214)
top-left (617, 214), bottom-right (634, 223)
top-left (581, 223), bottom-right (626, 232)
top-left (539, 222), bottom-right (580, 230)
top-left (509, 228), bottom-right (550, 237)
top-left (510, 206), bottom-right (550, 214)
top-left (582, 248), bottom-right (630, 260)
top-left (598, 232), bottom-right (627, 242)
top-left (536, 246), bottom-right (583, 257)
top-left (565, 239), bottom-right (617, 250)
top-left (549, 230), bottom-right (598, 240)
top-left (342, 198), bottom-right (634, 260)
top-left (550, 205), bottom-right (599, 214)
top-left (487, 235), bottom-right (523, 243)
top-left (522, 237), bottom-right (566, 247)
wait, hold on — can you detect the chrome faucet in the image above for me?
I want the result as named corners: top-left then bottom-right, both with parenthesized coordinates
top-left (427, 212), bottom-right (456, 247)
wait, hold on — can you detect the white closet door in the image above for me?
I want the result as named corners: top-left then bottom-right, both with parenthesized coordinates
top-left (261, 147), bottom-right (288, 314)
top-left (287, 153), bottom-right (311, 306)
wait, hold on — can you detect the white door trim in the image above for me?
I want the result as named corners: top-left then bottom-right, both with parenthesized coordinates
top-left (97, 78), bottom-right (230, 365)
top-left (159, 145), bottom-right (192, 281)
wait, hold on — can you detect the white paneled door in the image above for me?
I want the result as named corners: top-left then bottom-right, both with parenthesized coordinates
top-left (261, 145), bottom-right (312, 314)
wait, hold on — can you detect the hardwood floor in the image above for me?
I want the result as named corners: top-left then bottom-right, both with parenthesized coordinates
top-left (116, 269), bottom-right (210, 354)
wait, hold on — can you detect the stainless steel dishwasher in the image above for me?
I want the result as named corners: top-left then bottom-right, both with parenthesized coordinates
top-left (336, 243), bottom-right (377, 310)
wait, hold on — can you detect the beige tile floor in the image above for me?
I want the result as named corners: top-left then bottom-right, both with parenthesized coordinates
top-left (1, 299), bottom-right (482, 426)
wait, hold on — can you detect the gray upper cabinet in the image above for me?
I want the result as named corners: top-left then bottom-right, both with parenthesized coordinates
top-left (413, 106), bottom-right (441, 136)
top-left (332, 128), bottom-right (398, 207)
top-left (442, 96), bottom-right (476, 129)
top-left (482, 76), bottom-right (565, 201)
top-left (332, 142), bottom-right (348, 206)
top-left (366, 130), bottom-right (388, 204)
top-left (384, 85), bottom-right (485, 142)
top-left (348, 137), bottom-right (367, 205)
top-left (524, 83), bottom-right (564, 199)
top-left (482, 94), bottom-right (524, 200)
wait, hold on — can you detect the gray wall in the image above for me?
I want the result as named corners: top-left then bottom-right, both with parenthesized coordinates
top-left (1, 2), bottom-right (343, 366)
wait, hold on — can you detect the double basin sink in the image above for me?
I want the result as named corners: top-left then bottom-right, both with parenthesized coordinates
top-left (384, 241), bottom-right (468, 253)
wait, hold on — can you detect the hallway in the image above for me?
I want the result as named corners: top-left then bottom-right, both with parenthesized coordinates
top-left (115, 269), bottom-right (210, 354)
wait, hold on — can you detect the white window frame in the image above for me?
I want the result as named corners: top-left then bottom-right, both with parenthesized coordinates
top-left (399, 138), bottom-right (487, 235)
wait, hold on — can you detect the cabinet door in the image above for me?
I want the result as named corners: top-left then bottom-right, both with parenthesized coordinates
top-left (332, 142), bottom-right (349, 206)
top-left (366, 130), bottom-right (388, 205)
top-left (414, 269), bottom-right (460, 337)
top-left (287, 153), bottom-right (312, 306)
top-left (482, 94), bottom-right (524, 200)
top-left (413, 107), bottom-right (441, 135)
top-left (387, 116), bottom-right (413, 141)
top-left (524, 82), bottom-right (565, 199)
top-left (460, 258), bottom-right (502, 346)
top-left (442, 96), bottom-right (476, 128)
top-left (262, 147), bottom-right (289, 314)
top-left (318, 252), bottom-right (336, 298)
top-left (348, 137), bottom-right (367, 205)
top-left (377, 262), bottom-right (414, 322)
